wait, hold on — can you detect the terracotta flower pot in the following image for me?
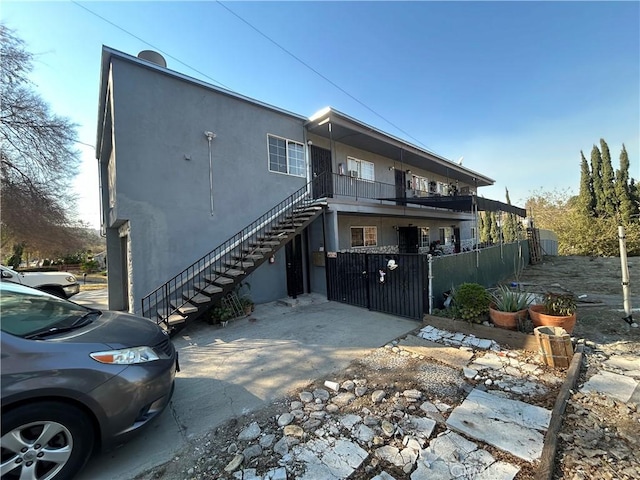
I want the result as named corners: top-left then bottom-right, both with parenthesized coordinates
top-left (528, 304), bottom-right (576, 334)
top-left (489, 306), bottom-right (528, 331)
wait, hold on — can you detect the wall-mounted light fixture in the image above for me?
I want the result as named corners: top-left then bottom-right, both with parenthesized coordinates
top-left (388, 166), bottom-right (395, 171)
top-left (406, 169), bottom-right (412, 175)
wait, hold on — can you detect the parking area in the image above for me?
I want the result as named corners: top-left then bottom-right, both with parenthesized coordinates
top-left (75, 293), bottom-right (419, 480)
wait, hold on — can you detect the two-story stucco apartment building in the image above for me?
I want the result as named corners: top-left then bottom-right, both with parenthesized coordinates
top-left (97, 47), bottom-right (525, 329)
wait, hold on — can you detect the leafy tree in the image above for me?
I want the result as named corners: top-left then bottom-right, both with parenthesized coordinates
top-left (599, 139), bottom-right (617, 217)
top-left (578, 151), bottom-right (595, 216)
top-left (526, 188), bottom-right (640, 256)
top-left (615, 144), bottom-right (635, 224)
top-left (0, 24), bottom-right (82, 257)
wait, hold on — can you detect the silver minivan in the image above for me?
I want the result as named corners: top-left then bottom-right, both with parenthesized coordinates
top-left (1, 282), bottom-right (178, 480)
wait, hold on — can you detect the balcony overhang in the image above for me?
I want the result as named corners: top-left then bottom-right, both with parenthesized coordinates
top-left (305, 107), bottom-right (494, 188)
top-left (379, 194), bottom-right (527, 217)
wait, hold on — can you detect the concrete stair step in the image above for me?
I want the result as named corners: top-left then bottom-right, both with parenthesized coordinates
top-left (212, 268), bottom-right (244, 277)
top-left (233, 254), bottom-right (263, 261)
top-left (254, 239), bottom-right (281, 246)
top-left (245, 247), bottom-right (272, 254)
top-left (224, 261), bottom-right (252, 269)
top-left (170, 300), bottom-right (198, 315)
top-left (156, 308), bottom-right (187, 325)
top-left (194, 282), bottom-right (223, 295)
top-left (182, 290), bottom-right (211, 304)
top-left (205, 274), bottom-right (234, 285)
top-left (277, 222), bottom-right (305, 228)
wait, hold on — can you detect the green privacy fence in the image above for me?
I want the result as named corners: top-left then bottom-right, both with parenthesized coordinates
top-left (429, 241), bottom-right (531, 310)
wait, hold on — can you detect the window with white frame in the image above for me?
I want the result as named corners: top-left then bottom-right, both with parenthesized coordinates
top-left (268, 135), bottom-right (306, 177)
top-left (346, 157), bottom-right (374, 181)
top-left (351, 226), bottom-right (377, 247)
top-left (420, 227), bottom-right (430, 248)
top-left (411, 175), bottom-right (429, 192)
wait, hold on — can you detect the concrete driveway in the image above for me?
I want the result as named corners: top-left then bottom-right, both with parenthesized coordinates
top-left (75, 293), bottom-right (419, 480)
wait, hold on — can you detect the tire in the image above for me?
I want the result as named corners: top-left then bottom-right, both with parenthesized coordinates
top-left (38, 287), bottom-right (66, 299)
top-left (1, 402), bottom-right (94, 480)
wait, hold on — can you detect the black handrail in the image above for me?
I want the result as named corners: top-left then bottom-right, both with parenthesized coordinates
top-left (141, 173), bottom-right (330, 322)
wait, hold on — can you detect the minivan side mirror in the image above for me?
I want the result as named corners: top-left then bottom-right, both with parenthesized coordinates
top-left (1, 271), bottom-right (14, 279)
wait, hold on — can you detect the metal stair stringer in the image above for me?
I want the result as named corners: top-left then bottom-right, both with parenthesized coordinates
top-left (140, 180), bottom-right (329, 333)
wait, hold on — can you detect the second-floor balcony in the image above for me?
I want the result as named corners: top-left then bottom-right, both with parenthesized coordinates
top-left (313, 172), bottom-right (475, 213)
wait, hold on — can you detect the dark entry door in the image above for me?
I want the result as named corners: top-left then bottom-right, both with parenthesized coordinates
top-left (395, 169), bottom-right (407, 205)
top-left (311, 145), bottom-right (333, 199)
top-left (398, 227), bottom-right (419, 253)
top-left (453, 227), bottom-right (461, 253)
top-left (286, 234), bottom-right (304, 298)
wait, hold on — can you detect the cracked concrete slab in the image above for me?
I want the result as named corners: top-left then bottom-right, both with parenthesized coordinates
top-left (445, 389), bottom-right (551, 462)
top-left (581, 370), bottom-right (639, 403)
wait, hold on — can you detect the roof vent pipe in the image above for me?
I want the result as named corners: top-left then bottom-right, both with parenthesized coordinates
top-left (137, 50), bottom-right (167, 68)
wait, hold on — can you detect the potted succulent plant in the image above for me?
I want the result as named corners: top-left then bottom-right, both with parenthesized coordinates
top-left (528, 292), bottom-right (577, 333)
top-left (489, 285), bottom-right (532, 330)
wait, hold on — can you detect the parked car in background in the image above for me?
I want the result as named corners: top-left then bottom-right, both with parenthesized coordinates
top-left (0, 264), bottom-right (80, 298)
top-left (0, 282), bottom-right (178, 480)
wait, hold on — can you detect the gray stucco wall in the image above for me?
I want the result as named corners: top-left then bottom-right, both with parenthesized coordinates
top-left (107, 58), bottom-right (309, 311)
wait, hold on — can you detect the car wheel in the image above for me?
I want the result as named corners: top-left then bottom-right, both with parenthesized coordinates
top-left (1, 402), bottom-right (94, 480)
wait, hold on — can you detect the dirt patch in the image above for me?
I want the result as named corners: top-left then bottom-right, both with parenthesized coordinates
top-left (509, 255), bottom-right (640, 350)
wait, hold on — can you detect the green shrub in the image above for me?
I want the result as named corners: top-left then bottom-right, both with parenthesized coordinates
top-left (82, 260), bottom-right (99, 273)
top-left (210, 305), bottom-right (235, 324)
top-left (453, 283), bottom-right (491, 322)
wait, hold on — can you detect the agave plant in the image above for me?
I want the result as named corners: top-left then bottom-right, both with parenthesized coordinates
top-left (491, 285), bottom-right (532, 312)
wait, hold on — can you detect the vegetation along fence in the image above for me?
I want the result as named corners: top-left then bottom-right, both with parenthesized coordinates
top-left (327, 241), bottom-right (530, 317)
top-left (429, 241), bottom-right (531, 310)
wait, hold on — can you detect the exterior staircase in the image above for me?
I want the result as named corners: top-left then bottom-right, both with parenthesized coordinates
top-left (141, 179), bottom-right (327, 333)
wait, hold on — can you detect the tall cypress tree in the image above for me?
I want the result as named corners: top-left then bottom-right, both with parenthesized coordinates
top-left (490, 212), bottom-right (500, 244)
top-left (629, 179), bottom-right (640, 219)
top-left (590, 145), bottom-right (604, 216)
top-left (503, 188), bottom-right (518, 242)
top-left (481, 212), bottom-right (492, 245)
top-left (477, 211), bottom-right (485, 245)
top-left (615, 144), bottom-right (634, 224)
top-left (578, 151), bottom-right (595, 216)
top-left (599, 139), bottom-right (617, 217)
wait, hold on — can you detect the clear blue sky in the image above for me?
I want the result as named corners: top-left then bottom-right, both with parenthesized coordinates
top-left (3, 1), bottom-right (639, 228)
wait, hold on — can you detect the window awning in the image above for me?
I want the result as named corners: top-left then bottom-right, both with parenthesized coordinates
top-left (379, 195), bottom-right (527, 217)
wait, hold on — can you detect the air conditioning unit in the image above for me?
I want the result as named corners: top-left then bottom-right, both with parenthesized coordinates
top-left (349, 170), bottom-right (359, 178)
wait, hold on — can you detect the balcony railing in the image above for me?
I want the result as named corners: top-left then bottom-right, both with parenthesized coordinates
top-left (327, 173), bottom-right (452, 205)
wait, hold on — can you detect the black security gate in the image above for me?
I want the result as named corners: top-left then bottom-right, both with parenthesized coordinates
top-left (327, 253), bottom-right (425, 319)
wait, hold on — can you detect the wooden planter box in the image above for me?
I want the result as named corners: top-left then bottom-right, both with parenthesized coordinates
top-left (423, 314), bottom-right (540, 352)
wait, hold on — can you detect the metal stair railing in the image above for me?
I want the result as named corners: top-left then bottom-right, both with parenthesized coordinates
top-left (141, 173), bottom-right (329, 323)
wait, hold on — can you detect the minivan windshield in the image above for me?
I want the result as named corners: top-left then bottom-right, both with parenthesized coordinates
top-left (0, 283), bottom-right (91, 337)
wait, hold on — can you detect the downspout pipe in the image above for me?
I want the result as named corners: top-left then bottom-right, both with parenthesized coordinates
top-left (205, 131), bottom-right (216, 215)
